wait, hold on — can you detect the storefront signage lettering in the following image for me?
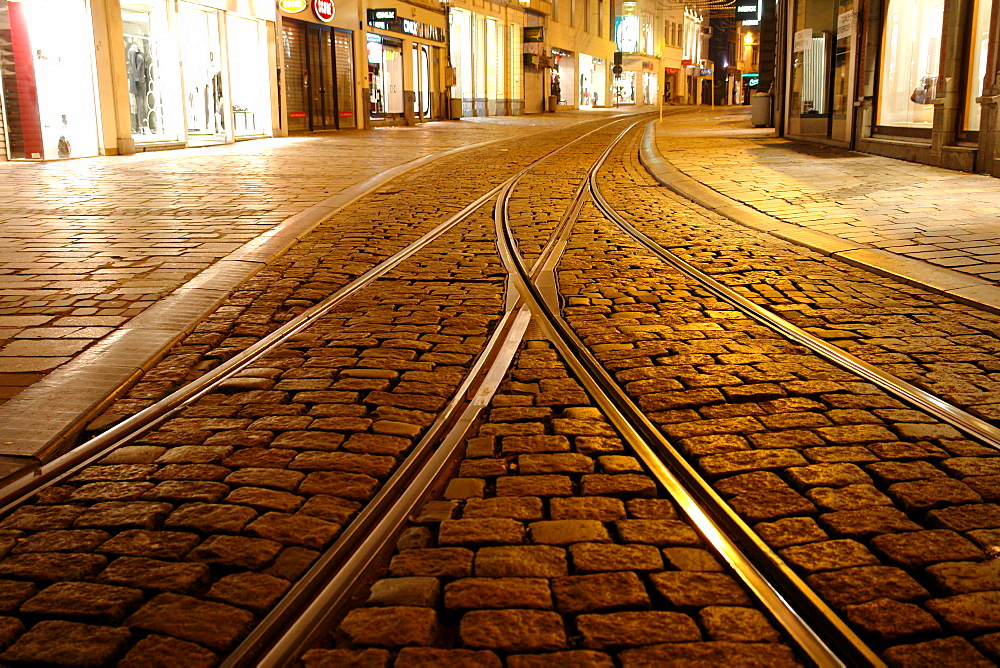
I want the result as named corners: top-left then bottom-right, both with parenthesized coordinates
top-left (313, 0), bottom-right (335, 22)
top-left (734, 0), bottom-right (759, 21)
top-left (523, 26), bottom-right (543, 42)
top-left (279, 0), bottom-right (309, 12)
top-left (664, 67), bottom-right (678, 74)
top-left (365, 13), bottom-right (445, 41)
top-left (743, 74), bottom-right (759, 86)
top-left (700, 67), bottom-right (712, 76)
top-left (402, 18), bottom-right (418, 35)
top-left (371, 9), bottom-right (395, 20)
top-left (837, 10), bottom-right (855, 37)
top-left (793, 28), bottom-right (813, 52)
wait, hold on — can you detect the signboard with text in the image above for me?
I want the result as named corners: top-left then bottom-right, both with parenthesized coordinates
top-left (735, 1), bottom-right (759, 21)
top-left (312, 0), bottom-right (335, 21)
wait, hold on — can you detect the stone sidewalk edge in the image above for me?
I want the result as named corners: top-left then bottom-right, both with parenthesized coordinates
top-left (0, 130), bottom-right (536, 469)
top-left (639, 121), bottom-right (1000, 316)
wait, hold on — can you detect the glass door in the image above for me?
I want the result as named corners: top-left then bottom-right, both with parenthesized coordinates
top-left (179, 3), bottom-right (228, 145)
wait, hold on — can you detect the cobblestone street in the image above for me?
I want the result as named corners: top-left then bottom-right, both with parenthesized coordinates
top-left (0, 107), bottom-right (998, 666)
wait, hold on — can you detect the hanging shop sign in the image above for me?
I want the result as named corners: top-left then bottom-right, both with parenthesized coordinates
top-left (313, 0), bottom-right (335, 22)
top-left (700, 67), bottom-right (713, 76)
top-left (279, 0), bottom-right (308, 12)
top-left (523, 26), bottom-right (543, 42)
top-left (735, 1), bottom-right (759, 21)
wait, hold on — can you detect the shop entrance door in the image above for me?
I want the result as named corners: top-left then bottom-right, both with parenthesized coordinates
top-left (367, 35), bottom-right (403, 119)
top-left (282, 21), bottom-right (355, 131)
top-left (306, 24), bottom-right (337, 130)
top-left (179, 3), bottom-right (228, 145)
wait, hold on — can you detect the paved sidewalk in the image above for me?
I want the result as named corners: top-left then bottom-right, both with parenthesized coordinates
top-left (0, 109), bottom-right (645, 466)
top-left (644, 106), bottom-right (1000, 312)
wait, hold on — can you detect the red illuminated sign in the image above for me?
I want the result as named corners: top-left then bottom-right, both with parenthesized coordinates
top-left (313, 0), bottom-right (335, 22)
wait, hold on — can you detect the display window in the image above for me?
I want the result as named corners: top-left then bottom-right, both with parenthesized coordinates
top-left (613, 70), bottom-right (635, 104)
top-left (552, 48), bottom-right (574, 104)
top-left (178, 3), bottom-right (228, 144)
top-left (0, 0), bottom-right (100, 159)
top-left (412, 43), bottom-right (430, 117)
top-left (121, 1), bottom-right (183, 144)
top-left (642, 70), bottom-right (657, 105)
top-left (876, 0), bottom-right (943, 130)
top-left (578, 54), bottom-right (605, 107)
top-left (367, 34), bottom-right (403, 117)
top-left (963, 0), bottom-right (992, 132)
top-left (227, 15), bottom-right (272, 137)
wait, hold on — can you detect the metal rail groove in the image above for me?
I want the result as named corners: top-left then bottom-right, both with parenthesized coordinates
top-left (495, 122), bottom-right (883, 668)
top-left (595, 121), bottom-right (1000, 452)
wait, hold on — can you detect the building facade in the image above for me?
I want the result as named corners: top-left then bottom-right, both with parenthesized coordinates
top-left (778, 0), bottom-right (1000, 177)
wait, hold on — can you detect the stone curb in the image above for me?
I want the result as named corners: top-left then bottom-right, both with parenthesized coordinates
top-left (638, 121), bottom-right (1000, 316)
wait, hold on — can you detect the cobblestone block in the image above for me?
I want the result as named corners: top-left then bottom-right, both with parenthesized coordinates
top-left (569, 543), bottom-right (663, 572)
top-left (155, 464), bottom-right (231, 481)
top-left (865, 461), bottom-right (945, 483)
top-left (245, 512), bottom-right (341, 549)
top-left (698, 606), bottom-right (780, 642)
top-left (519, 454), bottom-right (593, 474)
top-left (222, 448), bottom-right (297, 469)
top-left (12, 529), bottom-right (110, 554)
top-left (0, 581), bottom-right (36, 613)
top-left (342, 433), bottom-right (412, 457)
top-left (20, 581), bottom-right (143, 623)
top-left (395, 648), bottom-right (500, 668)
top-left (698, 449), bottom-right (808, 478)
top-left (626, 499), bottom-right (677, 519)
top-left (0, 506), bottom-right (84, 531)
top-left (662, 547), bottom-right (723, 572)
top-left (661, 416), bottom-right (764, 441)
top-left (577, 610), bottom-right (700, 649)
top-left (0, 552), bottom-right (107, 581)
top-left (118, 634), bottom-right (218, 668)
top-left (925, 591), bottom-right (1000, 633)
top-left (206, 572), bottom-right (290, 613)
top-left (676, 433), bottom-right (751, 456)
top-left (340, 606), bottom-right (438, 648)
top-left (580, 474), bottom-right (657, 497)
top-left (475, 546), bottom-right (568, 578)
top-left (619, 640), bottom-right (799, 666)
top-left (818, 507), bottom-right (922, 539)
top-left (842, 598), bottom-right (941, 641)
top-left (98, 530), bottom-right (198, 561)
top-left (883, 637), bottom-right (995, 667)
top-left (649, 572), bottom-right (750, 607)
top-left (926, 560), bottom-right (1000, 595)
top-left (225, 468), bottom-right (305, 491)
top-left (759, 412), bottom-right (832, 429)
top-left (444, 578), bottom-right (552, 610)
top-left (803, 446), bottom-right (880, 464)
top-left (460, 609), bottom-right (567, 652)
top-left (141, 481), bottom-right (230, 503)
top-left (806, 484), bottom-right (893, 511)
top-left (414, 501), bottom-right (459, 523)
top-left (126, 592), bottom-right (253, 651)
top-left (156, 446), bottom-right (233, 465)
top-left (888, 479), bottom-right (983, 513)
top-left (714, 471), bottom-right (786, 497)
top-left (868, 441), bottom-right (949, 461)
top-left (459, 460), bottom-right (508, 478)
top-left (390, 548), bottom-right (475, 578)
top-left (496, 475), bottom-right (573, 497)
top-left (289, 452), bottom-right (396, 479)
top-left (939, 457), bottom-right (1000, 478)
top-left (74, 501), bottom-right (174, 531)
top-left (0, 620), bottom-right (130, 666)
top-left (368, 577), bottom-right (441, 608)
top-left (99, 556), bottom-right (209, 593)
top-left (68, 482), bottom-right (155, 503)
top-left (615, 520), bottom-right (700, 547)
top-left (748, 429), bottom-right (825, 449)
top-left (550, 497), bottom-right (626, 521)
top-left (186, 534), bottom-right (283, 569)
top-left (299, 471), bottom-right (380, 501)
top-left (806, 566), bottom-right (929, 608)
top-left (139, 430), bottom-right (213, 447)
top-left (966, 475), bottom-right (1000, 502)
top-left (501, 435), bottom-right (571, 455)
top-left (781, 539), bottom-right (879, 573)
top-left (816, 424), bottom-right (896, 444)
top-left (464, 497), bottom-right (544, 521)
top-left (872, 529), bottom-right (984, 568)
top-left (225, 487), bottom-right (303, 513)
top-left (271, 431), bottom-right (345, 452)
top-left (575, 437), bottom-right (626, 455)
top-left (552, 571), bottom-right (650, 614)
top-left (928, 503), bottom-right (1000, 532)
top-left (754, 517), bottom-right (827, 548)
top-left (265, 546), bottom-right (318, 581)
top-left (728, 488), bottom-right (817, 522)
top-left (439, 519), bottom-right (525, 546)
top-left (98, 446), bottom-right (168, 465)
top-left (530, 520), bottom-right (609, 546)
top-left (787, 463), bottom-right (872, 490)
top-left (638, 389), bottom-right (725, 412)
top-left (164, 503), bottom-right (257, 533)
top-left (298, 495), bottom-right (361, 524)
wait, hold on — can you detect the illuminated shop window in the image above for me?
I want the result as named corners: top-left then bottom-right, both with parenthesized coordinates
top-left (877, 0), bottom-right (943, 129)
top-left (121, 1), bottom-right (183, 143)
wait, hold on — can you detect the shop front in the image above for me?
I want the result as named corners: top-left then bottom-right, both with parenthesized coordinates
top-left (578, 53), bottom-right (606, 107)
top-left (365, 4), bottom-right (446, 124)
top-left (280, 0), bottom-right (357, 132)
top-left (120, 0), bottom-right (274, 150)
top-left (0, 0), bottom-right (101, 160)
top-left (551, 47), bottom-right (574, 107)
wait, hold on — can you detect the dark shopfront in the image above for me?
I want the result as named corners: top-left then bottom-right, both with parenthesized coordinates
top-left (282, 18), bottom-right (356, 131)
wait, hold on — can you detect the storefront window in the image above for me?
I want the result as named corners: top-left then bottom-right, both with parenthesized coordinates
top-left (552, 48), bottom-right (574, 104)
top-left (963, 0), bottom-right (992, 131)
top-left (227, 15), bottom-right (271, 136)
top-left (0, 0), bottom-right (100, 159)
top-left (579, 53), bottom-right (606, 107)
top-left (121, 1), bottom-right (183, 144)
top-left (613, 70), bottom-right (635, 104)
top-left (367, 34), bottom-right (403, 117)
top-left (178, 3), bottom-right (228, 144)
top-left (877, 0), bottom-right (943, 130)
